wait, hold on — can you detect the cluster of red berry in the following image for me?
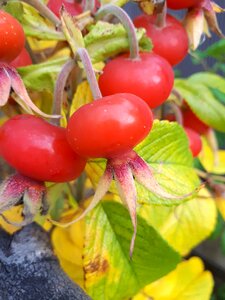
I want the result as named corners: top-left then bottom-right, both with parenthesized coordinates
top-left (0, 0), bottom-right (206, 186)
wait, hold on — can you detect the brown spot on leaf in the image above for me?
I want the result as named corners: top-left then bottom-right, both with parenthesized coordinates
top-left (84, 255), bottom-right (109, 274)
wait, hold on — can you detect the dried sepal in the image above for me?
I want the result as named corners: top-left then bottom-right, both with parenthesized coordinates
top-left (203, 7), bottom-right (225, 38)
top-left (113, 163), bottom-right (137, 257)
top-left (50, 164), bottom-right (113, 227)
top-left (183, 8), bottom-right (205, 50)
top-left (0, 173), bottom-right (47, 226)
top-left (0, 68), bottom-right (11, 106)
top-left (0, 64), bottom-right (60, 118)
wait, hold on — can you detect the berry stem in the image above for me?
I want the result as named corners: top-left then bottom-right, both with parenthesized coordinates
top-left (52, 59), bottom-right (76, 125)
top-left (22, 0), bottom-right (61, 29)
top-left (82, 0), bottom-right (95, 13)
top-left (95, 5), bottom-right (139, 60)
top-left (155, 1), bottom-right (167, 28)
top-left (169, 102), bottom-right (183, 125)
top-left (76, 48), bottom-right (102, 100)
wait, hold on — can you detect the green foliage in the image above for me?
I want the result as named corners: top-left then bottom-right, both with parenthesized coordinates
top-left (18, 57), bottom-right (69, 92)
top-left (86, 121), bottom-right (199, 206)
top-left (85, 21), bottom-right (152, 63)
top-left (175, 75), bottom-right (225, 132)
top-left (84, 201), bottom-right (180, 300)
top-left (4, 1), bottom-right (64, 40)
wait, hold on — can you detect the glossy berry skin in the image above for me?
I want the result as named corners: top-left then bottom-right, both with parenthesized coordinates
top-left (0, 115), bottom-right (86, 182)
top-left (67, 93), bottom-right (153, 159)
top-left (185, 127), bottom-right (202, 157)
top-left (0, 11), bottom-right (25, 63)
top-left (167, 0), bottom-right (201, 10)
top-left (47, 0), bottom-right (82, 17)
top-left (183, 109), bottom-right (209, 135)
top-left (10, 48), bottom-right (32, 68)
top-left (133, 14), bottom-right (189, 66)
top-left (99, 53), bottom-right (174, 109)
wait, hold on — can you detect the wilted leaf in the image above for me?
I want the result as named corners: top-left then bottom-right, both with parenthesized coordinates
top-left (132, 257), bottom-right (214, 300)
top-left (4, 1), bottom-right (64, 40)
top-left (175, 79), bottom-right (225, 132)
top-left (60, 7), bottom-right (85, 55)
top-left (199, 138), bottom-right (225, 174)
top-left (0, 206), bottom-right (23, 234)
top-left (83, 201), bottom-right (180, 300)
top-left (86, 121), bottom-right (200, 206)
top-left (138, 188), bottom-right (217, 255)
top-left (85, 21), bottom-right (152, 63)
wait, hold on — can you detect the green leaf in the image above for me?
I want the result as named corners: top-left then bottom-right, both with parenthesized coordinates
top-left (18, 57), bottom-right (69, 92)
top-left (189, 72), bottom-right (225, 95)
top-left (84, 201), bottom-right (180, 300)
top-left (4, 1), bottom-right (64, 40)
top-left (175, 78), bottom-right (225, 132)
top-left (85, 21), bottom-right (152, 63)
top-left (200, 39), bottom-right (225, 61)
top-left (86, 121), bottom-right (200, 206)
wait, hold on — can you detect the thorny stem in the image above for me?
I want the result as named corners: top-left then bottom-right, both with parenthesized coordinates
top-left (52, 59), bottom-right (75, 125)
top-left (95, 4), bottom-right (140, 60)
top-left (76, 48), bottom-right (102, 100)
top-left (156, 1), bottom-right (167, 28)
top-left (21, 0), bottom-right (61, 29)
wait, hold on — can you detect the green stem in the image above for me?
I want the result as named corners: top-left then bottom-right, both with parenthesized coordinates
top-left (82, 0), bottom-right (95, 13)
top-left (22, 0), bottom-right (61, 28)
top-left (95, 4), bottom-right (139, 60)
top-left (76, 48), bottom-right (102, 100)
top-left (52, 59), bottom-right (76, 125)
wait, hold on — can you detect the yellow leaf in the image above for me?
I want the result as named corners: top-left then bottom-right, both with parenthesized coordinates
top-left (138, 189), bottom-right (217, 256)
top-left (52, 226), bottom-right (83, 265)
top-left (51, 213), bottom-right (85, 287)
top-left (70, 80), bottom-right (93, 116)
top-left (133, 257), bottom-right (214, 300)
top-left (59, 256), bottom-right (84, 288)
top-left (0, 206), bottom-right (23, 234)
top-left (216, 197), bottom-right (225, 220)
top-left (199, 138), bottom-right (225, 174)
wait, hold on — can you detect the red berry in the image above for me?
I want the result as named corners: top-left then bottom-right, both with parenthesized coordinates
top-left (184, 127), bottom-right (202, 157)
top-left (99, 52), bottom-right (174, 109)
top-left (0, 115), bottom-right (86, 182)
top-left (0, 10), bottom-right (25, 63)
top-left (67, 93), bottom-right (153, 159)
top-left (133, 14), bottom-right (189, 66)
top-left (10, 48), bottom-right (32, 68)
top-left (183, 109), bottom-right (209, 135)
top-left (167, 0), bottom-right (201, 10)
top-left (47, 0), bottom-right (82, 17)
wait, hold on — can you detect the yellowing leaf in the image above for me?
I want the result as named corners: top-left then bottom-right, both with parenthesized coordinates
top-left (216, 197), bottom-right (225, 220)
top-left (199, 138), bottom-right (225, 174)
top-left (0, 206), bottom-right (23, 234)
top-left (70, 80), bottom-right (93, 116)
top-left (51, 211), bottom-right (85, 288)
top-left (138, 189), bottom-right (217, 256)
top-left (133, 257), bottom-right (214, 300)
